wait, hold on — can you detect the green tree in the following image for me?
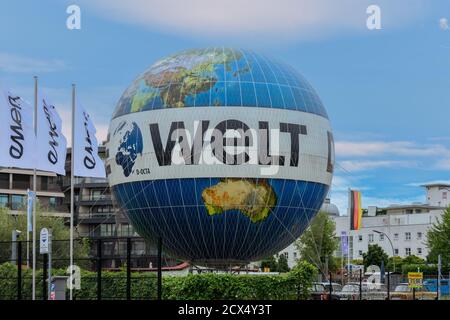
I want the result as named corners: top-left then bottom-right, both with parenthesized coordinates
top-left (427, 206), bottom-right (450, 266)
top-left (288, 260), bottom-right (318, 299)
top-left (0, 207), bottom-right (89, 268)
top-left (260, 255), bottom-right (278, 272)
top-left (295, 211), bottom-right (338, 276)
top-left (277, 254), bottom-right (290, 273)
top-left (362, 244), bottom-right (388, 270)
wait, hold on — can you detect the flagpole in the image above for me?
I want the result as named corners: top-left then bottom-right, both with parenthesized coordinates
top-left (26, 189), bottom-right (30, 268)
top-left (347, 188), bottom-right (351, 284)
top-left (70, 84), bottom-right (76, 300)
top-left (32, 76), bottom-right (38, 300)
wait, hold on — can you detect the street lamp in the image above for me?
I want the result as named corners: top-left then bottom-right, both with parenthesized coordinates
top-left (372, 230), bottom-right (396, 272)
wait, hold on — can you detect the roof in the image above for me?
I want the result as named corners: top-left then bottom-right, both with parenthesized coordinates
top-left (383, 204), bottom-right (445, 210)
top-left (421, 183), bottom-right (450, 188)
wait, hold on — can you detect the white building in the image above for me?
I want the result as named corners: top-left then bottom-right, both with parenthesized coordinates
top-left (278, 183), bottom-right (449, 269)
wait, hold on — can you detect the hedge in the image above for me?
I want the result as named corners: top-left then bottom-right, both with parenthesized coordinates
top-left (0, 261), bottom-right (317, 300)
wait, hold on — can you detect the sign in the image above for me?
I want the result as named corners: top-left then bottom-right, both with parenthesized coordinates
top-left (50, 283), bottom-right (56, 300)
top-left (40, 228), bottom-right (49, 254)
top-left (340, 231), bottom-right (348, 255)
top-left (408, 272), bottom-right (423, 289)
top-left (107, 107), bottom-right (333, 186)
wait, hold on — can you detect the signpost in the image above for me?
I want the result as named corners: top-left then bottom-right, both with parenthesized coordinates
top-left (408, 272), bottom-right (423, 289)
top-left (40, 228), bottom-right (52, 299)
top-left (408, 272), bottom-right (423, 300)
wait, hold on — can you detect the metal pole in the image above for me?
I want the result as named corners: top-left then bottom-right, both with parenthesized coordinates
top-left (359, 269), bottom-right (362, 300)
top-left (32, 76), bottom-right (38, 300)
top-left (387, 271), bottom-right (390, 300)
top-left (157, 237), bottom-right (162, 300)
top-left (70, 84), bottom-right (76, 300)
top-left (48, 229), bottom-right (52, 300)
top-left (42, 254), bottom-right (48, 300)
top-left (437, 254), bottom-right (441, 300)
top-left (347, 189), bottom-right (351, 283)
top-left (97, 239), bottom-right (102, 300)
top-left (126, 237), bottom-right (131, 300)
top-left (329, 272), bottom-right (333, 300)
top-left (17, 241), bottom-right (22, 300)
top-left (413, 287), bottom-right (416, 300)
top-left (436, 273), bottom-right (439, 300)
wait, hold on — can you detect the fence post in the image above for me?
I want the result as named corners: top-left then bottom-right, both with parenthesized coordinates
top-left (436, 274), bottom-right (439, 300)
top-left (157, 237), bottom-right (162, 300)
top-left (386, 271), bottom-right (390, 300)
top-left (359, 269), bottom-right (362, 300)
top-left (43, 253), bottom-right (48, 300)
top-left (127, 237), bottom-right (131, 300)
top-left (97, 239), bottom-right (102, 300)
top-left (329, 272), bottom-right (333, 300)
top-left (17, 241), bottom-right (22, 300)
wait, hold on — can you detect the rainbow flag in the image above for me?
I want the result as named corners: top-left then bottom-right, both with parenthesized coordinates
top-left (350, 190), bottom-right (362, 230)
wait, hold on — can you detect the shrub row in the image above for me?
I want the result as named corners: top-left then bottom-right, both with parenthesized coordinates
top-left (0, 261), bottom-right (317, 300)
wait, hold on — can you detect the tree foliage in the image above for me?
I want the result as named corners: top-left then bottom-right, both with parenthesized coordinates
top-left (0, 261), bottom-right (318, 300)
top-left (295, 211), bottom-right (338, 275)
top-left (277, 254), bottom-right (290, 273)
top-left (362, 244), bottom-right (388, 270)
top-left (0, 208), bottom-right (89, 268)
top-left (427, 206), bottom-right (450, 266)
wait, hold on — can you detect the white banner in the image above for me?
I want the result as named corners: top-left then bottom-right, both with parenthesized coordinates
top-left (0, 87), bottom-right (36, 170)
top-left (36, 94), bottom-right (67, 175)
top-left (73, 102), bottom-right (106, 178)
top-left (107, 107), bottom-right (334, 187)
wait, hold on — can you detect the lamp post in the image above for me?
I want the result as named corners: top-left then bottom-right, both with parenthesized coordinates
top-left (373, 230), bottom-right (395, 272)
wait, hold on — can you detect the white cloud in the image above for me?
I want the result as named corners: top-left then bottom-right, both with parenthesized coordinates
top-left (82, 0), bottom-right (426, 40)
top-left (335, 140), bottom-right (450, 172)
top-left (335, 140), bottom-right (450, 158)
top-left (329, 175), bottom-right (426, 215)
top-left (440, 18), bottom-right (449, 30)
top-left (406, 180), bottom-right (450, 187)
top-left (0, 52), bottom-right (66, 73)
top-left (339, 160), bottom-right (416, 172)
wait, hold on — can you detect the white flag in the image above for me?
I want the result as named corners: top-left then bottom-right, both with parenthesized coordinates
top-left (36, 94), bottom-right (67, 175)
top-left (73, 102), bottom-right (106, 178)
top-left (0, 87), bottom-right (36, 170)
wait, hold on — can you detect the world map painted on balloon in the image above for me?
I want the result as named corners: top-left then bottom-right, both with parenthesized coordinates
top-left (112, 48), bottom-right (328, 119)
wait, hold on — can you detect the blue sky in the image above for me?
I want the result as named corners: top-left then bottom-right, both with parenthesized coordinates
top-left (0, 0), bottom-right (449, 214)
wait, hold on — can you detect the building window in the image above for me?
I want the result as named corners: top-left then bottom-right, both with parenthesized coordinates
top-left (358, 235), bottom-right (363, 242)
top-left (0, 194), bottom-right (8, 208)
top-left (443, 192), bottom-right (447, 200)
top-left (293, 252), bottom-right (297, 259)
top-left (405, 248), bottom-right (411, 256)
top-left (12, 174), bottom-right (30, 190)
top-left (406, 209), bottom-right (413, 214)
top-left (48, 197), bottom-right (57, 210)
top-left (358, 250), bottom-right (363, 256)
top-left (415, 209), bottom-right (422, 214)
top-left (394, 233), bottom-right (399, 240)
top-left (11, 195), bottom-right (24, 210)
top-left (405, 232), bottom-right (411, 241)
top-left (394, 248), bottom-right (399, 256)
top-left (0, 173), bottom-right (9, 189)
top-left (379, 234), bottom-right (384, 241)
top-left (368, 234), bottom-right (374, 243)
top-left (100, 224), bottom-right (115, 237)
top-left (90, 190), bottom-right (103, 201)
top-left (417, 248), bottom-right (422, 255)
top-left (417, 232), bottom-right (422, 240)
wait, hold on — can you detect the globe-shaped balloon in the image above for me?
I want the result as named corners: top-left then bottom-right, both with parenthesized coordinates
top-left (106, 48), bottom-right (334, 265)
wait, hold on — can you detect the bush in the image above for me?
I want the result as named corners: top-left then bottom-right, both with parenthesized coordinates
top-left (0, 261), bottom-right (317, 300)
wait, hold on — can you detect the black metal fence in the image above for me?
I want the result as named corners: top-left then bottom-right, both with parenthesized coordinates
top-left (325, 270), bottom-right (446, 300)
top-left (0, 237), bottom-right (169, 300)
